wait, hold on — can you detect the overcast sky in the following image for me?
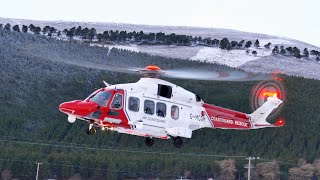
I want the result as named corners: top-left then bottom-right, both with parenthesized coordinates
top-left (1, 0), bottom-right (319, 47)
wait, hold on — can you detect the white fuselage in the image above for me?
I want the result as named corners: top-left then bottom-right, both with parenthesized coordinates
top-left (107, 78), bottom-right (212, 139)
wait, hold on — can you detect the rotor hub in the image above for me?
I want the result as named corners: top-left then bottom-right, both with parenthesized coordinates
top-left (139, 65), bottom-right (165, 78)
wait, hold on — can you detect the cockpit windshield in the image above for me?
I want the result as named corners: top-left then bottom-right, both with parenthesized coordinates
top-left (89, 91), bottom-right (112, 107)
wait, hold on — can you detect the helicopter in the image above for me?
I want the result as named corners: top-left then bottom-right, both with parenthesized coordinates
top-left (59, 65), bottom-right (285, 148)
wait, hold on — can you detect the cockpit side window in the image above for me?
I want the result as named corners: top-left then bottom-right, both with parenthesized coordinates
top-left (144, 100), bottom-right (155, 115)
top-left (129, 97), bottom-right (140, 112)
top-left (110, 94), bottom-right (123, 109)
top-left (89, 91), bottom-right (112, 107)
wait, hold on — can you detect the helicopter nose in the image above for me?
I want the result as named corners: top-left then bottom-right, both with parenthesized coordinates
top-left (59, 100), bottom-right (99, 116)
top-left (59, 101), bottom-right (79, 115)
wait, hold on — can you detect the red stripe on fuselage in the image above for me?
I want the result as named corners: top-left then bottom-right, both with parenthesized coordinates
top-left (203, 103), bottom-right (251, 129)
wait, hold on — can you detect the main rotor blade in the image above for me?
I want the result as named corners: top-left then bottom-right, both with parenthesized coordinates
top-left (70, 60), bottom-right (270, 82)
top-left (162, 69), bottom-right (270, 81)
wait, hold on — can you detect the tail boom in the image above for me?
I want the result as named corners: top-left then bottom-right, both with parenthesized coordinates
top-left (203, 103), bottom-right (252, 129)
top-left (203, 95), bottom-right (283, 130)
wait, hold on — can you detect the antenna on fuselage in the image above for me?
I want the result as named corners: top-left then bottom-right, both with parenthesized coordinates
top-left (103, 81), bottom-right (111, 87)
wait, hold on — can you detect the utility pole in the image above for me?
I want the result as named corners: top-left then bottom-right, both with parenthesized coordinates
top-left (245, 157), bottom-right (259, 180)
top-left (36, 162), bottom-right (42, 180)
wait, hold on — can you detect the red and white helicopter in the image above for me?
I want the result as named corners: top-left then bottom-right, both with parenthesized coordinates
top-left (59, 65), bottom-right (285, 148)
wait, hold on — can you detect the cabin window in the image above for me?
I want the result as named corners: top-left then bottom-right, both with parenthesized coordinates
top-left (128, 97), bottom-right (140, 112)
top-left (110, 94), bottom-right (123, 109)
top-left (157, 84), bottom-right (172, 98)
top-left (171, 105), bottom-right (179, 120)
top-left (156, 102), bottom-right (166, 117)
top-left (144, 100), bottom-right (155, 115)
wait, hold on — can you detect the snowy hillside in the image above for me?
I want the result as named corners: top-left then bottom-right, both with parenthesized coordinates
top-left (1, 17), bottom-right (320, 80)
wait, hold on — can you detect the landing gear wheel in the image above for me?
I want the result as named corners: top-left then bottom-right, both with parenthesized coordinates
top-left (145, 137), bottom-right (154, 147)
top-left (87, 127), bottom-right (96, 135)
top-left (173, 137), bottom-right (183, 148)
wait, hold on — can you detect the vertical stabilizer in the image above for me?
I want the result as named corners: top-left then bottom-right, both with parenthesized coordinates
top-left (249, 95), bottom-right (283, 126)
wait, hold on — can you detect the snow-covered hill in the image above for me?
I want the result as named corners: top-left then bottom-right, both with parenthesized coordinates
top-left (1, 17), bottom-right (320, 80)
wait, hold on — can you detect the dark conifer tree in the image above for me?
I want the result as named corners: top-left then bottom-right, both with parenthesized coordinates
top-left (310, 50), bottom-right (319, 56)
top-left (286, 47), bottom-right (293, 55)
top-left (86, 28), bottom-right (96, 41)
top-left (219, 38), bottom-right (231, 50)
top-left (280, 46), bottom-right (286, 55)
top-left (254, 39), bottom-right (260, 48)
top-left (156, 32), bottom-right (165, 42)
top-left (252, 51), bottom-right (257, 56)
top-left (212, 39), bottom-right (219, 46)
top-left (103, 31), bottom-right (109, 40)
top-left (22, 25), bottom-right (28, 33)
top-left (49, 27), bottom-right (56, 34)
top-left (293, 47), bottom-right (301, 58)
top-left (82, 28), bottom-right (89, 39)
top-left (34, 26), bottom-right (41, 34)
top-left (264, 42), bottom-right (272, 49)
top-left (167, 33), bottom-right (176, 45)
top-left (119, 31), bottom-right (128, 42)
top-left (42, 26), bottom-right (51, 34)
top-left (303, 48), bottom-right (309, 59)
top-left (4, 23), bottom-right (11, 31)
top-left (63, 29), bottom-right (69, 34)
top-left (245, 41), bottom-right (252, 48)
top-left (29, 24), bottom-right (35, 32)
top-left (272, 46), bottom-right (279, 55)
top-left (12, 25), bottom-right (20, 33)
top-left (75, 26), bottom-right (82, 36)
top-left (97, 33), bottom-right (103, 42)
top-left (197, 36), bottom-right (202, 43)
top-left (203, 37), bottom-right (211, 46)
top-left (66, 27), bottom-right (76, 38)
top-left (231, 41), bottom-right (238, 48)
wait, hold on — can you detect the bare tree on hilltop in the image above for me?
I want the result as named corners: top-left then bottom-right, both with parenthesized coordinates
top-left (218, 159), bottom-right (237, 180)
top-left (252, 160), bottom-right (280, 180)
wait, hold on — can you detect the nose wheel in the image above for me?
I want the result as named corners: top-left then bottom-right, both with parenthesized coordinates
top-left (145, 137), bottom-right (154, 147)
top-left (86, 123), bottom-right (96, 135)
